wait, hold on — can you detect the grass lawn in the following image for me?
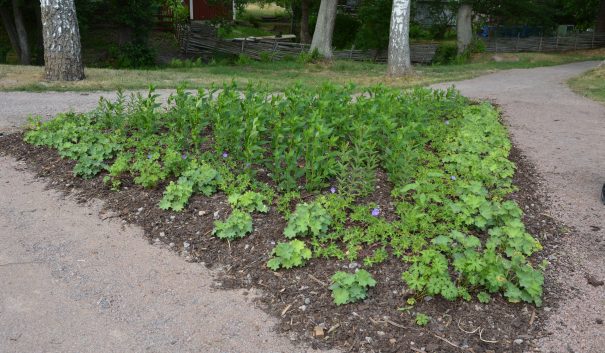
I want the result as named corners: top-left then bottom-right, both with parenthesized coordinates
top-left (1, 49), bottom-right (604, 92)
top-left (568, 63), bottom-right (605, 103)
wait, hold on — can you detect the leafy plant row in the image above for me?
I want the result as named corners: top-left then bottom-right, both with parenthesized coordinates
top-left (24, 83), bottom-right (544, 307)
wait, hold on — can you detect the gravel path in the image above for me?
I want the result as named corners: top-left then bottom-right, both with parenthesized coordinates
top-left (434, 61), bottom-right (605, 353)
top-left (0, 61), bottom-right (603, 352)
top-left (0, 157), bottom-right (335, 353)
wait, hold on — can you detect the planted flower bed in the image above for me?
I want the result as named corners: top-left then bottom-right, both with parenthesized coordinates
top-left (19, 83), bottom-right (549, 350)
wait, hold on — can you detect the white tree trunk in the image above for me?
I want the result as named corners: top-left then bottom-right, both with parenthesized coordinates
top-left (387, 0), bottom-right (411, 76)
top-left (456, 3), bottom-right (473, 54)
top-left (40, 0), bottom-right (84, 81)
top-left (310, 0), bottom-right (337, 59)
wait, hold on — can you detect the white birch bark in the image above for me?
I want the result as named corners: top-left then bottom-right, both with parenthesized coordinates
top-left (40, 0), bottom-right (84, 81)
top-left (310, 0), bottom-right (337, 59)
top-left (456, 3), bottom-right (473, 54)
top-left (387, 0), bottom-right (411, 76)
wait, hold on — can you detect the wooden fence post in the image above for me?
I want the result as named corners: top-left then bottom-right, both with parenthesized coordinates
top-left (349, 45), bottom-right (355, 60)
top-left (592, 30), bottom-right (596, 49)
top-left (272, 39), bottom-right (278, 61)
top-left (515, 33), bottom-right (520, 51)
top-left (574, 32), bottom-right (578, 50)
top-left (539, 33), bottom-right (543, 52)
top-left (556, 34), bottom-right (559, 51)
top-left (241, 38), bottom-right (246, 53)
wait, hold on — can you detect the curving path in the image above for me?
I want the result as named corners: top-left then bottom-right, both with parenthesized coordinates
top-left (434, 61), bottom-right (605, 353)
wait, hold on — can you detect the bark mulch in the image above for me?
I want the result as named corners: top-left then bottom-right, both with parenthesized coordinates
top-left (0, 132), bottom-right (575, 353)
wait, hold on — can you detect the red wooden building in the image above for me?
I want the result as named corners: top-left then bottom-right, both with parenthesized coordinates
top-left (184, 0), bottom-right (231, 21)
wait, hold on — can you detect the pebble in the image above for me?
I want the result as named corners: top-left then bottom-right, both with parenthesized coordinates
top-left (169, 242), bottom-right (175, 248)
top-left (365, 337), bottom-right (373, 344)
top-left (389, 338), bottom-right (396, 344)
top-left (198, 210), bottom-right (207, 216)
top-left (213, 211), bottom-right (220, 219)
top-left (424, 296), bottom-right (433, 302)
top-left (170, 215), bottom-right (175, 220)
top-left (183, 241), bottom-right (191, 249)
top-left (304, 298), bottom-right (311, 305)
top-left (514, 338), bottom-right (524, 344)
top-left (348, 262), bottom-right (359, 269)
top-left (159, 232), bottom-right (165, 237)
top-left (298, 305), bottom-right (307, 311)
top-left (154, 238), bottom-right (161, 244)
top-left (377, 331), bottom-right (385, 336)
top-left (137, 207), bottom-right (144, 213)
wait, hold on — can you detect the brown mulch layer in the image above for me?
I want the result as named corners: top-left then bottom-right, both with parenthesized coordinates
top-left (0, 132), bottom-right (574, 353)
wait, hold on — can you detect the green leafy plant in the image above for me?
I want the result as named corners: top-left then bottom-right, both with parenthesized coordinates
top-left (267, 240), bottom-right (312, 270)
top-left (415, 313), bottom-right (430, 326)
top-left (212, 210), bottom-right (253, 240)
top-left (284, 202), bottom-right (332, 239)
top-left (330, 270), bottom-right (377, 305)
top-left (228, 191), bottom-right (269, 213)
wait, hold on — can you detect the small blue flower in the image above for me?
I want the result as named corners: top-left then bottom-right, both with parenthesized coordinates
top-left (147, 153), bottom-right (152, 160)
top-left (371, 208), bottom-right (380, 217)
top-left (450, 175), bottom-right (457, 181)
top-left (445, 120), bottom-right (450, 125)
top-left (330, 187), bottom-right (336, 194)
top-left (181, 153), bottom-right (187, 160)
top-left (222, 152), bottom-right (228, 158)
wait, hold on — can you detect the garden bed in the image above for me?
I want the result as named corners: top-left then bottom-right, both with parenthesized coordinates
top-left (0, 84), bottom-right (570, 352)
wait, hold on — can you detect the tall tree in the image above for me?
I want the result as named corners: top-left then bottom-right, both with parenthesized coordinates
top-left (11, 0), bottom-right (30, 64)
top-left (300, 0), bottom-right (311, 43)
top-left (387, 0), bottom-right (411, 76)
top-left (0, 5), bottom-right (22, 61)
top-left (310, 0), bottom-right (337, 58)
top-left (597, 0), bottom-right (605, 32)
top-left (456, 3), bottom-right (472, 54)
top-left (40, 0), bottom-right (84, 81)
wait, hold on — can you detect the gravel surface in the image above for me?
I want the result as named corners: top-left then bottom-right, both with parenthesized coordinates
top-left (434, 60), bottom-right (605, 353)
top-left (0, 156), bottom-right (335, 353)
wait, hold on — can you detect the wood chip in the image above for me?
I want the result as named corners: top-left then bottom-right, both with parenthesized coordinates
top-left (281, 304), bottom-right (292, 317)
top-left (314, 325), bottom-right (325, 337)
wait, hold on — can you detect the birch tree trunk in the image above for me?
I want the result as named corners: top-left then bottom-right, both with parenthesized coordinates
top-left (40, 0), bottom-right (84, 81)
top-left (387, 0), bottom-right (411, 76)
top-left (456, 3), bottom-right (473, 54)
top-left (310, 0), bottom-right (337, 59)
top-left (12, 0), bottom-right (30, 64)
top-left (300, 0), bottom-right (311, 44)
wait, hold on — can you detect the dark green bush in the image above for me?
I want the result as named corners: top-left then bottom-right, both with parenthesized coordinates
top-left (432, 43), bottom-right (458, 65)
top-left (109, 43), bottom-right (156, 68)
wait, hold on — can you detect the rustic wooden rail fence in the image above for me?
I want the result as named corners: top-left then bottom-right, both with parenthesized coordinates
top-left (176, 23), bottom-right (605, 64)
top-left (483, 32), bottom-right (605, 52)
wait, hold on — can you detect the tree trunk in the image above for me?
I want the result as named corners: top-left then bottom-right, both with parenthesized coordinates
top-left (34, 1), bottom-right (45, 65)
top-left (0, 6), bottom-right (22, 61)
top-left (300, 0), bottom-right (311, 44)
top-left (40, 0), bottom-right (84, 81)
top-left (597, 0), bottom-right (605, 33)
top-left (456, 3), bottom-right (473, 55)
top-left (310, 0), bottom-right (337, 59)
top-left (387, 0), bottom-right (411, 76)
top-left (12, 0), bottom-right (30, 64)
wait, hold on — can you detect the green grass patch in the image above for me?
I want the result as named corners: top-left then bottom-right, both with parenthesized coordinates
top-left (568, 63), bottom-right (605, 103)
top-left (24, 83), bottom-right (545, 306)
top-left (2, 49), bottom-right (604, 92)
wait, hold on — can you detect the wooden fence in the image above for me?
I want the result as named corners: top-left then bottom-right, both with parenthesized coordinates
top-left (178, 23), bottom-right (437, 63)
top-left (177, 23), bottom-right (605, 64)
top-left (483, 32), bottom-right (605, 52)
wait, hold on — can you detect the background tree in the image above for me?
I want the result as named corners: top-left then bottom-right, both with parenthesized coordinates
top-left (40, 0), bottom-right (84, 80)
top-left (310, 0), bottom-right (337, 58)
top-left (0, 0), bottom-right (31, 64)
top-left (387, 0), bottom-right (411, 76)
top-left (598, 0), bottom-right (605, 32)
top-left (456, 2), bottom-right (472, 54)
